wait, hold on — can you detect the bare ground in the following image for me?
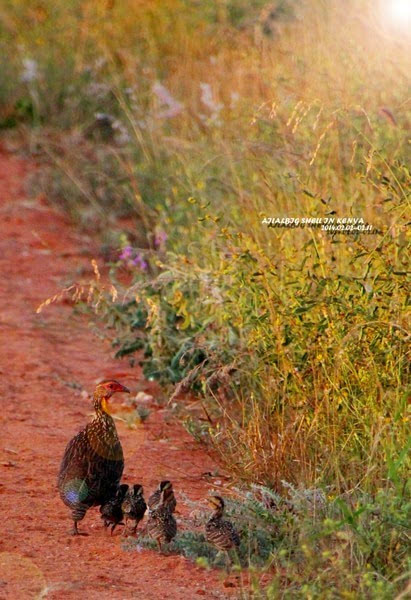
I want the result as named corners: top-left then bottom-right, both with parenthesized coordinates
top-left (0, 146), bottom-right (236, 599)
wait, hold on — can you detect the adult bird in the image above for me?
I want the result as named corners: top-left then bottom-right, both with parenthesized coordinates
top-left (58, 379), bottom-right (130, 535)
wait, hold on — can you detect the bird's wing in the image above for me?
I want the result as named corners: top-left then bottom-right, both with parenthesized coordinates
top-left (57, 430), bottom-right (98, 508)
top-left (167, 513), bottom-right (177, 540)
top-left (58, 423), bottom-right (124, 508)
top-left (148, 490), bottom-right (160, 509)
top-left (58, 429), bottom-right (91, 485)
top-left (222, 520), bottom-right (240, 546)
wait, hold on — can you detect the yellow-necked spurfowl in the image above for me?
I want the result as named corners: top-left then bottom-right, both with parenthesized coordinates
top-left (100, 483), bottom-right (129, 534)
top-left (148, 480), bottom-right (177, 513)
top-left (147, 486), bottom-right (177, 552)
top-left (205, 495), bottom-right (240, 568)
top-left (57, 379), bottom-right (129, 535)
top-left (122, 484), bottom-right (147, 534)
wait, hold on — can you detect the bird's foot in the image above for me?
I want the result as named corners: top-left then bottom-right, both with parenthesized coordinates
top-left (70, 525), bottom-right (88, 536)
top-left (123, 525), bottom-right (138, 538)
top-left (110, 522), bottom-right (125, 536)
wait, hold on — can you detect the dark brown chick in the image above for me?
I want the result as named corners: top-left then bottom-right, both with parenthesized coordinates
top-left (147, 487), bottom-right (177, 552)
top-left (148, 480), bottom-right (177, 513)
top-left (100, 483), bottom-right (129, 534)
top-left (205, 496), bottom-right (240, 569)
top-left (57, 379), bottom-right (130, 535)
top-left (122, 484), bottom-right (147, 534)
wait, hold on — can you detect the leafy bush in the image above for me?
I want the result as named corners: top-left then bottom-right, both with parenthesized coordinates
top-left (123, 481), bottom-right (410, 598)
top-left (22, 0), bottom-right (408, 493)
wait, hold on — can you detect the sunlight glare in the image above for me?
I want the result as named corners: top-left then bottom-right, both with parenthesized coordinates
top-left (386, 0), bottom-right (411, 27)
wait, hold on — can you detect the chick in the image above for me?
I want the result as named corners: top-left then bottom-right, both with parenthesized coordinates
top-left (147, 486), bottom-right (177, 552)
top-left (100, 483), bottom-right (129, 534)
top-left (148, 480), bottom-right (177, 513)
top-left (122, 484), bottom-right (147, 535)
top-left (205, 495), bottom-right (240, 570)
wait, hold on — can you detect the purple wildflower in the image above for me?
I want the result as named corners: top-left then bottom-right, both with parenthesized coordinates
top-left (154, 230), bottom-right (168, 248)
top-left (132, 253), bottom-right (148, 271)
top-left (119, 245), bottom-right (133, 261)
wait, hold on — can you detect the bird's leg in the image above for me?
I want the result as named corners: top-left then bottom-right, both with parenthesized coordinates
top-left (225, 551), bottom-right (232, 574)
top-left (111, 522), bottom-right (124, 536)
top-left (156, 538), bottom-right (162, 553)
top-left (70, 522), bottom-right (88, 536)
top-left (232, 547), bottom-right (240, 569)
top-left (123, 517), bottom-right (129, 536)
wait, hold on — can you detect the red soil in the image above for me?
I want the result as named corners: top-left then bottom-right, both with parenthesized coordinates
top-left (0, 146), bottom-right (235, 599)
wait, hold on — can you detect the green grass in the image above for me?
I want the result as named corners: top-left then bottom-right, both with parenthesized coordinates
top-left (122, 483), bottom-right (410, 598)
top-left (2, 0), bottom-right (410, 596)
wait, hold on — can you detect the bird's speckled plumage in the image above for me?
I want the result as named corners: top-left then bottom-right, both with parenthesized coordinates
top-left (205, 496), bottom-right (240, 552)
top-left (100, 483), bottom-right (129, 533)
top-left (147, 487), bottom-right (177, 551)
top-left (148, 480), bottom-right (177, 513)
top-left (122, 484), bottom-right (147, 533)
top-left (57, 380), bottom-right (130, 534)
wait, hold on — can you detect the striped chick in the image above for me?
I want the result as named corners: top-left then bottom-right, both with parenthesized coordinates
top-left (205, 495), bottom-right (240, 570)
top-left (147, 486), bottom-right (177, 552)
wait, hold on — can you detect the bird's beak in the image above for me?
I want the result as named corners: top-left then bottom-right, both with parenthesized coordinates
top-left (118, 384), bottom-right (130, 394)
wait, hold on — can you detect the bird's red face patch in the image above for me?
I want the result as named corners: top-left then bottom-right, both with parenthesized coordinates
top-left (98, 380), bottom-right (130, 395)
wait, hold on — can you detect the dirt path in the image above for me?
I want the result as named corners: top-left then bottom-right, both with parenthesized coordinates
top-left (0, 146), bottom-right (235, 599)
